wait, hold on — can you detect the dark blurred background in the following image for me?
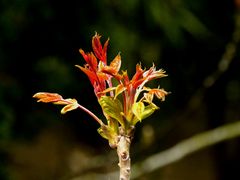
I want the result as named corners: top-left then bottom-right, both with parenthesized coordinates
top-left (0, 0), bottom-right (240, 179)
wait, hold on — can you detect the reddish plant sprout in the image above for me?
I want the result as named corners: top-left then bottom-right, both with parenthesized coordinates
top-left (33, 32), bottom-right (168, 147)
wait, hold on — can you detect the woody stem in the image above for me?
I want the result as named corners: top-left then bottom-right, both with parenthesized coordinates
top-left (117, 134), bottom-right (131, 180)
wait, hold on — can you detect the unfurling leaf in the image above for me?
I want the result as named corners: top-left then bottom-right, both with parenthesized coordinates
top-left (98, 124), bottom-right (118, 148)
top-left (33, 92), bottom-right (79, 114)
top-left (110, 53), bottom-right (121, 74)
top-left (97, 87), bottom-right (116, 96)
top-left (114, 84), bottom-right (126, 99)
top-left (60, 99), bottom-right (79, 114)
top-left (92, 32), bottom-right (109, 64)
top-left (99, 53), bottom-right (122, 80)
top-left (98, 96), bottom-right (124, 126)
top-left (33, 92), bottom-right (63, 103)
top-left (141, 104), bottom-right (159, 120)
top-left (132, 102), bottom-right (159, 125)
top-left (143, 87), bottom-right (169, 101)
top-left (132, 102), bottom-right (145, 121)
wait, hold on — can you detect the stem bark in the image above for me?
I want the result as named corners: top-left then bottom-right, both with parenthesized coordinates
top-left (117, 135), bottom-right (131, 180)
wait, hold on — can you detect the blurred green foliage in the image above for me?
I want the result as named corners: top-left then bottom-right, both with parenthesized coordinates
top-left (0, 0), bottom-right (239, 179)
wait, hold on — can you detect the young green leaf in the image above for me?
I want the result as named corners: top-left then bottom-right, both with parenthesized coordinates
top-left (60, 99), bottom-right (79, 114)
top-left (99, 96), bottom-right (124, 126)
top-left (98, 124), bottom-right (118, 148)
top-left (132, 102), bottom-right (145, 121)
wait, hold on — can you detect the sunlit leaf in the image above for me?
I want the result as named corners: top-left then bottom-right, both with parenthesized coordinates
top-left (53, 98), bottom-right (72, 105)
top-left (143, 92), bottom-right (154, 103)
top-left (114, 84), bottom-right (126, 99)
top-left (131, 64), bottom-right (144, 83)
top-left (92, 32), bottom-right (109, 63)
top-left (143, 87), bottom-right (169, 101)
top-left (98, 124), bottom-right (118, 148)
top-left (132, 102), bottom-right (145, 121)
top-left (79, 49), bottom-right (98, 72)
top-left (99, 96), bottom-right (124, 126)
top-left (33, 92), bottom-right (63, 103)
top-left (110, 53), bottom-right (121, 74)
top-left (75, 65), bottom-right (98, 85)
top-left (141, 104), bottom-right (158, 120)
top-left (33, 92), bottom-right (79, 114)
top-left (99, 54), bottom-right (122, 80)
top-left (60, 99), bottom-right (79, 114)
top-left (98, 87), bottom-right (116, 96)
